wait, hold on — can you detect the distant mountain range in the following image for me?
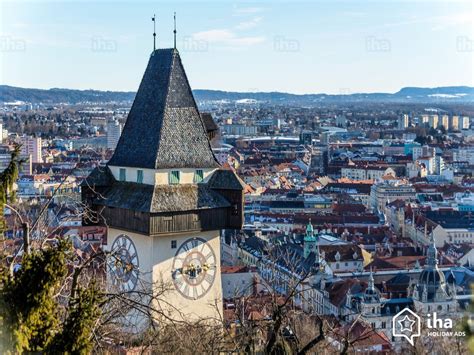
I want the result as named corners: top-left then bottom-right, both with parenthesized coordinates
top-left (1, 85), bottom-right (473, 105)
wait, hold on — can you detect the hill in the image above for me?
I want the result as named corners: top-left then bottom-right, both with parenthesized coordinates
top-left (1, 85), bottom-right (473, 105)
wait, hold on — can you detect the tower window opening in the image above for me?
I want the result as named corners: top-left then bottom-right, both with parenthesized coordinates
top-left (137, 169), bottom-right (144, 183)
top-left (169, 170), bottom-right (180, 184)
top-left (119, 168), bottom-right (126, 181)
top-left (194, 169), bottom-right (204, 183)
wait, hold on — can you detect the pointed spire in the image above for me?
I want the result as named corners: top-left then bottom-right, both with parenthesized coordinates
top-left (109, 49), bottom-right (219, 170)
top-left (426, 231), bottom-right (438, 268)
top-left (368, 267), bottom-right (375, 291)
top-left (412, 282), bottom-right (419, 300)
top-left (346, 287), bottom-right (352, 307)
top-left (306, 218), bottom-right (314, 237)
top-left (173, 12), bottom-right (177, 49)
top-left (304, 218), bottom-right (321, 261)
top-left (414, 259), bottom-right (421, 269)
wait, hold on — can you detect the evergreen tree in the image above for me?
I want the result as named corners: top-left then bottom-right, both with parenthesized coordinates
top-left (0, 145), bottom-right (23, 235)
top-left (0, 145), bottom-right (102, 353)
top-left (0, 241), bottom-right (69, 352)
top-left (50, 280), bottom-right (103, 354)
top-left (0, 238), bottom-right (103, 353)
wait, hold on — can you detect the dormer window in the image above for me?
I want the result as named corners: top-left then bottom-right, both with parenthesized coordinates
top-left (137, 169), bottom-right (144, 183)
top-left (169, 170), bottom-right (180, 184)
top-left (119, 168), bottom-right (126, 181)
top-left (194, 169), bottom-right (204, 183)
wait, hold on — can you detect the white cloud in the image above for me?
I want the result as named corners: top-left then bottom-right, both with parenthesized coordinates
top-left (192, 29), bottom-right (234, 42)
top-left (191, 29), bottom-right (265, 47)
top-left (231, 36), bottom-right (266, 46)
top-left (431, 13), bottom-right (472, 31)
top-left (233, 7), bottom-right (264, 16)
top-left (191, 8), bottom-right (265, 49)
top-left (235, 16), bottom-right (263, 30)
top-left (380, 12), bottom-right (472, 30)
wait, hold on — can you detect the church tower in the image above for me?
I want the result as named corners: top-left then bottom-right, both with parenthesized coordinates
top-left (412, 234), bottom-right (456, 315)
top-left (82, 48), bottom-right (244, 324)
top-left (361, 269), bottom-right (381, 316)
top-left (303, 219), bottom-right (319, 260)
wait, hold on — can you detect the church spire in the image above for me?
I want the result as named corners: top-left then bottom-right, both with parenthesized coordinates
top-left (426, 231), bottom-right (438, 268)
top-left (304, 219), bottom-right (319, 260)
top-left (306, 219), bottom-right (314, 237)
top-left (368, 267), bottom-right (375, 292)
top-left (413, 227), bottom-right (449, 303)
top-left (363, 267), bottom-right (380, 303)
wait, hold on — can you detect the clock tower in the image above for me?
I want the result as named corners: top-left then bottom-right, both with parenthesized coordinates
top-left (82, 48), bottom-right (244, 324)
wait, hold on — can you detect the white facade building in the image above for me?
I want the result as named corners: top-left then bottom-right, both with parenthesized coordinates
top-left (461, 116), bottom-right (470, 130)
top-left (0, 145), bottom-right (11, 173)
top-left (453, 147), bottom-right (474, 165)
top-left (20, 136), bottom-right (42, 163)
top-left (398, 114), bottom-right (409, 129)
top-left (370, 180), bottom-right (416, 213)
top-left (341, 166), bottom-right (395, 181)
top-left (106, 119), bottom-right (122, 150)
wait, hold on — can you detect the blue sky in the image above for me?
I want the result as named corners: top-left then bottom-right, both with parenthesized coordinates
top-left (1, 1), bottom-right (473, 94)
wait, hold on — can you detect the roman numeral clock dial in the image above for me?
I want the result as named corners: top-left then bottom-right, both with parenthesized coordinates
top-left (171, 237), bottom-right (217, 300)
top-left (108, 235), bottom-right (140, 292)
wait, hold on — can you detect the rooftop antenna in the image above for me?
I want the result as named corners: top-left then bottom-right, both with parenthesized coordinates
top-left (152, 14), bottom-right (156, 52)
top-left (173, 12), bottom-right (177, 49)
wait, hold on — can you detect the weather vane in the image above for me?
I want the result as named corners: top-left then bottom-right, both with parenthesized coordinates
top-left (152, 14), bottom-right (156, 51)
top-left (173, 12), bottom-right (177, 49)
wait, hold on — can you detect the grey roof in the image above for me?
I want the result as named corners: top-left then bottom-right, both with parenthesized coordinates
top-left (240, 235), bottom-right (321, 275)
top-left (94, 182), bottom-right (230, 213)
top-left (386, 272), bottom-right (410, 285)
top-left (207, 169), bottom-right (246, 190)
top-left (426, 210), bottom-right (474, 230)
top-left (80, 166), bottom-right (114, 187)
top-left (108, 48), bottom-right (219, 170)
top-left (200, 112), bottom-right (218, 132)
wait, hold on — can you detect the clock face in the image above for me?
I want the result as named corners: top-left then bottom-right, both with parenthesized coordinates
top-left (171, 237), bottom-right (217, 300)
top-left (109, 234), bottom-right (139, 292)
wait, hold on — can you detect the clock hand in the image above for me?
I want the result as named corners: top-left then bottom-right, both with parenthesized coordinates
top-left (125, 262), bottom-right (134, 272)
top-left (172, 268), bottom-right (183, 278)
top-left (202, 263), bottom-right (216, 271)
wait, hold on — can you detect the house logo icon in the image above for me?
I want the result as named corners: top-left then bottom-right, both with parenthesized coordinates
top-left (392, 307), bottom-right (421, 345)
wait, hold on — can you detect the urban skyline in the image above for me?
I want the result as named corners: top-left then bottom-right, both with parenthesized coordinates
top-left (1, 1), bottom-right (473, 94)
top-left (0, 1), bottom-right (473, 353)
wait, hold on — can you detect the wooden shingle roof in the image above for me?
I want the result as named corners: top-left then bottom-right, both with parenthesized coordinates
top-left (94, 182), bottom-right (230, 213)
top-left (108, 48), bottom-right (219, 170)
